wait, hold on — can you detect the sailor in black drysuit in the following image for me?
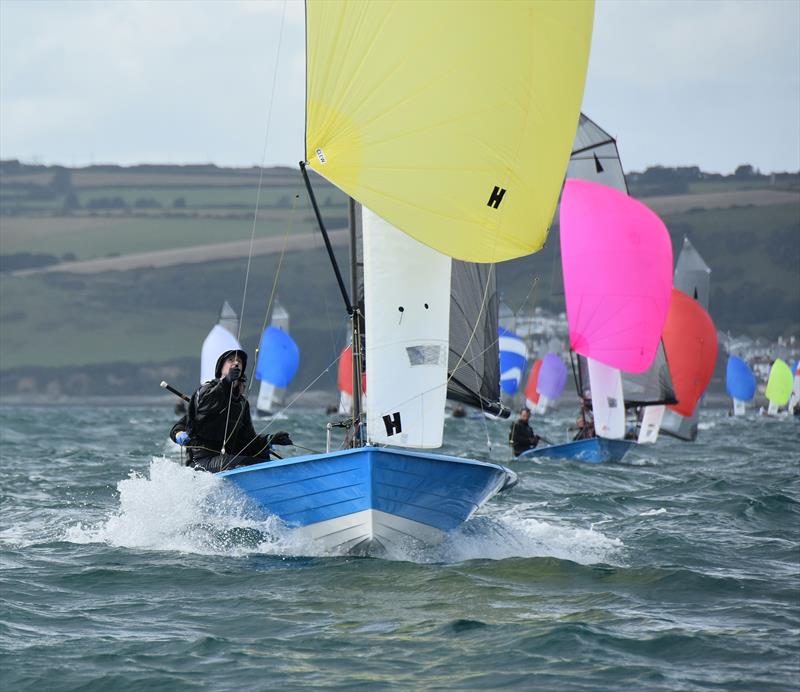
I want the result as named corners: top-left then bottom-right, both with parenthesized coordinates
top-left (170, 349), bottom-right (292, 472)
top-left (509, 407), bottom-right (540, 457)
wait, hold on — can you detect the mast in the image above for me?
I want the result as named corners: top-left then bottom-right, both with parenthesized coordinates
top-left (348, 197), bottom-right (363, 446)
top-left (300, 161), bottom-right (363, 446)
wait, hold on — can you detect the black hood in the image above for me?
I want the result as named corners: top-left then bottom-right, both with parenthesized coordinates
top-left (214, 349), bottom-right (248, 379)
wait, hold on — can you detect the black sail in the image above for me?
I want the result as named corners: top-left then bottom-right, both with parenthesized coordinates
top-left (448, 261), bottom-right (508, 418)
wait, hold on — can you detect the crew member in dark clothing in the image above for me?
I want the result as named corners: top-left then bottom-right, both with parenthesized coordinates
top-left (170, 349), bottom-right (292, 472)
top-left (509, 407), bottom-right (539, 457)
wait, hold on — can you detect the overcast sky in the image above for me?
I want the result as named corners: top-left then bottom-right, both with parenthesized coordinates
top-left (1, 0), bottom-right (798, 174)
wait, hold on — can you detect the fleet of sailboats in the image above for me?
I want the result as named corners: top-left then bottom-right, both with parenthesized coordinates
top-left (169, 2), bottom-right (794, 555)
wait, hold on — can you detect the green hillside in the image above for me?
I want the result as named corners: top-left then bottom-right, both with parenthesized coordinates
top-left (1, 162), bottom-right (798, 398)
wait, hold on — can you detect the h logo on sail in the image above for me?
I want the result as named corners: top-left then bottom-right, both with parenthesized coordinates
top-left (487, 186), bottom-right (507, 209)
top-left (382, 412), bottom-right (402, 436)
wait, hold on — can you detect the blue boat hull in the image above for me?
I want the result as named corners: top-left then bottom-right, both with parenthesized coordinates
top-left (518, 437), bottom-right (635, 464)
top-left (218, 447), bottom-right (517, 554)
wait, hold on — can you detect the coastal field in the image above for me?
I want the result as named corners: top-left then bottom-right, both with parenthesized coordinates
top-left (1, 164), bottom-right (798, 399)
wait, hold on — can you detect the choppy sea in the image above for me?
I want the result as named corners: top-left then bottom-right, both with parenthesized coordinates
top-left (1, 405), bottom-right (798, 690)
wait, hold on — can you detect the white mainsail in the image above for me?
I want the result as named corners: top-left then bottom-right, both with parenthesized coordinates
top-left (362, 206), bottom-right (451, 448)
top-left (200, 301), bottom-right (241, 384)
top-left (586, 357), bottom-right (626, 440)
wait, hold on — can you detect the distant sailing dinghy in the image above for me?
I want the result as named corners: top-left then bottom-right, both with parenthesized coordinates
top-left (521, 179), bottom-right (673, 464)
top-left (533, 353), bottom-right (568, 415)
top-left (255, 302), bottom-right (299, 417)
top-left (660, 238), bottom-right (712, 440)
top-left (661, 288), bottom-right (718, 427)
top-left (764, 359), bottom-right (793, 415)
top-left (201, 301), bottom-right (241, 384)
top-left (498, 328), bottom-right (528, 399)
top-left (726, 355), bottom-right (756, 416)
top-left (524, 359), bottom-right (544, 412)
top-left (218, 0), bottom-right (594, 554)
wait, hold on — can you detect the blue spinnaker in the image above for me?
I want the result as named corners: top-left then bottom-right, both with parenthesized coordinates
top-left (726, 355), bottom-right (756, 401)
top-left (498, 327), bottom-right (527, 395)
top-left (255, 326), bottom-right (300, 388)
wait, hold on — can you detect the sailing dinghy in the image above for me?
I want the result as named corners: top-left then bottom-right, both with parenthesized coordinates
top-left (521, 178), bottom-right (673, 463)
top-left (726, 355), bottom-right (756, 416)
top-left (660, 238), bottom-right (712, 440)
top-left (217, 0), bottom-right (594, 554)
top-left (765, 359), bottom-right (793, 415)
top-left (254, 301), bottom-right (298, 417)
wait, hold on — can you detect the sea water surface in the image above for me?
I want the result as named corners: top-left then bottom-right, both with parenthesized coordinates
top-left (1, 405), bottom-right (798, 690)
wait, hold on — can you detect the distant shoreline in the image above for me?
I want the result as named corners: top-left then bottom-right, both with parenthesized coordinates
top-left (0, 390), bottom-right (336, 408)
top-left (0, 392), bottom-right (754, 410)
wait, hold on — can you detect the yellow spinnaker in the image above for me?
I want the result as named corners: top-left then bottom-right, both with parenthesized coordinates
top-left (305, 0), bottom-right (594, 263)
top-left (765, 359), bottom-right (793, 406)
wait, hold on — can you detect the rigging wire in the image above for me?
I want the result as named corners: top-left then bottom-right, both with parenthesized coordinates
top-left (219, 0), bottom-right (288, 449)
top-left (226, 350), bottom-right (346, 467)
top-left (236, 0), bottom-right (289, 342)
top-left (243, 193), bottom-right (301, 405)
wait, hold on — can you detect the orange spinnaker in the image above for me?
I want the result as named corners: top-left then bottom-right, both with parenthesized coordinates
top-left (337, 344), bottom-right (366, 396)
top-left (524, 359), bottom-right (543, 405)
top-left (663, 288), bottom-right (718, 417)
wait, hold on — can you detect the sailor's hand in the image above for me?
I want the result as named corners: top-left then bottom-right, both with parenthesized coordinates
top-left (225, 367), bottom-right (242, 383)
top-left (271, 431), bottom-right (293, 446)
top-left (176, 431), bottom-right (190, 446)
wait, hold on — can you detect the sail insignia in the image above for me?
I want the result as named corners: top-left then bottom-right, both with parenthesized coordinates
top-left (487, 186), bottom-right (507, 209)
top-left (383, 412), bottom-right (402, 436)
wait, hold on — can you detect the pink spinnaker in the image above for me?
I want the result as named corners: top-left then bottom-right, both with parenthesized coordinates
top-left (559, 179), bottom-right (673, 373)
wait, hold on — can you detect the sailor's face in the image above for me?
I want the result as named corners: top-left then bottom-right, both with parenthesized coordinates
top-left (221, 356), bottom-right (243, 378)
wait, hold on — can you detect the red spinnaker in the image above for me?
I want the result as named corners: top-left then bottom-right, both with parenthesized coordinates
top-left (663, 288), bottom-right (718, 417)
